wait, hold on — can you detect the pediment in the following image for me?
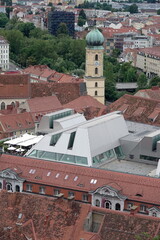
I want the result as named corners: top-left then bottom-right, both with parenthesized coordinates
top-left (0, 168), bottom-right (25, 182)
top-left (148, 206), bottom-right (160, 213)
top-left (90, 184), bottom-right (127, 200)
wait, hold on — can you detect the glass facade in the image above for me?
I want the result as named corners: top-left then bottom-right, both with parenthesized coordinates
top-left (92, 149), bottom-right (115, 165)
top-left (49, 110), bottom-right (72, 129)
top-left (92, 146), bottom-right (124, 165)
top-left (28, 150), bottom-right (88, 165)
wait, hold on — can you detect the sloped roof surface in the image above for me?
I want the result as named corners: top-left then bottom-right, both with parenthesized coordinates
top-left (108, 94), bottom-right (160, 126)
top-left (0, 74), bottom-right (31, 99)
top-left (0, 154), bottom-right (160, 205)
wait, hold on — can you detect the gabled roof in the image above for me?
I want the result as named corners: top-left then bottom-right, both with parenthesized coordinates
top-left (0, 112), bottom-right (34, 133)
top-left (63, 95), bottom-right (107, 119)
top-left (26, 95), bottom-right (62, 113)
top-left (31, 82), bottom-right (87, 104)
top-left (1, 154), bottom-right (160, 205)
top-left (135, 87), bottom-right (160, 101)
top-left (108, 94), bottom-right (160, 126)
top-left (0, 74), bottom-right (31, 99)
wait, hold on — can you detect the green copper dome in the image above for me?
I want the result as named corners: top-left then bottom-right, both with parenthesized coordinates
top-left (86, 28), bottom-right (104, 47)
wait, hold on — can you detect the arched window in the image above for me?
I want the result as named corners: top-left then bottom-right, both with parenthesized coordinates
top-left (95, 68), bottom-right (98, 74)
top-left (105, 200), bottom-right (112, 209)
top-left (11, 102), bottom-right (15, 107)
top-left (6, 183), bottom-right (12, 191)
top-left (95, 91), bottom-right (98, 96)
top-left (115, 203), bottom-right (121, 211)
top-left (152, 212), bottom-right (157, 217)
top-left (95, 199), bottom-right (100, 207)
top-left (95, 82), bottom-right (98, 87)
top-left (15, 185), bottom-right (20, 192)
top-left (0, 182), bottom-right (2, 189)
top-left (1, 102), bottom-right (5, 110)
top-left (95, 54), bottom-right (98, 61)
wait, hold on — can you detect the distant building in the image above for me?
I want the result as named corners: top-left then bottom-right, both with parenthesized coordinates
top-left (135, 46), bottom-right (160, 78)
top-left (123, 35), bottom-right (153, 51)
top-left (48, 10), bottom-right (75, 37)
top-left (0, 36), bottom-right (9, 71)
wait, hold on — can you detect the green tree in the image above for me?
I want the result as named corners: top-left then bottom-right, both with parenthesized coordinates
top-left (126, 67), bottom-right (137, 82)
top-left (79, 9), bottom-right (86, 20)
top-left (15, 22), bottom-right (35, 37)
top-left (105, 79), bottom-right (117, 102)
top-left (5, 7), bottom-right (13, 18)
top-left (78, 17), bottom-right (86, 26)
top-left (0, 13), bottom-right (9, 28)
top-left (137, 73), bottom-right (147, 89)
top-left (5, 29), bottom-right (24, 55)
top-left (129, 4), bottom-right (138, 13)
top-left (157, 9), bottom-right (160, 15)
top-left (149, 76), bottom-right (160, 87)
top-left (57, 22), bottom-right (68, 36)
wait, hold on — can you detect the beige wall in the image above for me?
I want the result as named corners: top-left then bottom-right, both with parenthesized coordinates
top-left (85, 48), bottom-right (104, 77)
top-left (136, 53), bottom-right (160, 77)
top-left (85, 46), bottom-right (105, 104)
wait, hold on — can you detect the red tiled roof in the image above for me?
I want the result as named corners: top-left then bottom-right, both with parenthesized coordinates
top-left (0, 74), bottom-right (31, 99)
top-left (0, 112), bottom-right (34, 133)
top-left (1, 154), bottom-right (160, 206)
top-left (1, 191), bottom-right (159, 240)
top-left (26, 95), bottom-right (62, 113)
top-left (108, 94), bottom-right (160, 126)
top-left (137, 46), bottom-right (160, 58)
top-left (31, 82), bottom-right (87, 104)
top-left (136, 87), bottom-right (160, 101)
top-left (63, 95), bottom-right (107, 119)
top-left (0, 191), bottom-right (86, 240)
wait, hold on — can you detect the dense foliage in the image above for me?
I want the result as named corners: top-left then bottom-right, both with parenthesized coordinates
top-left (0, 18), bottom-right (86, 74)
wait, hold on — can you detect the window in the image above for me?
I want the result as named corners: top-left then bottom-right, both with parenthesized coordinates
top-left (95, 199), bottom-right (100, 207)
top-left (26, 184), bottom-right (32, 192)
top-left (127, 203), bottom-right (133, 210)
top-left (68, 131), bottom-right (76, 149)
top-left (82, 194), bottom-right (88, 202)
top-left (95, 54), bottom-right (98, 60)
top-left (152, 212), bottom-right (157, 217)
top-left (54, 189), bottom-right (60, 196)
top-left (1, 102), bottom-right (5, 110)
top-left (95, 68), bottom-right (98, 74)
top-left (15, 185), bottom-right (20, 192)
top-left (68, 191), bottom-right (74, 197)
top-left (115, 203), bottom-right (121, 211)
top-left (0, 182), bottom-right (2, 189)
top-left (39, 186), bottom-right (45, 194)
top-left (50, 133), bottom-right (62, 146)
top-left (95, 82), bottom-right (98, 87)
top-left (140, 204), bottom-right (147, 212)
top-left (95, 91), bottom-right (98, 96)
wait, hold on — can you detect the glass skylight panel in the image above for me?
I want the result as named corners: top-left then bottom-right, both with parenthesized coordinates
top-left (64, 175), bottom-right (69, 180)
top-left (93, 179), bottom-right (97, 184)
top-left (74, 176), bottom-right (78, 181)
top-left (29, 169), bottom-right (36, 174)
top-left (90, 179), bottom-right (94, 184)
top-left (47, 172), bottom-right (51, 176)
top-left (55, 173), bottom-right (60, 178)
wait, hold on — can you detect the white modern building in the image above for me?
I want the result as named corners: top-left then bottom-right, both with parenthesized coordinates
top-left (0, 36), bottom-right (9, 71)
top-left (26, 110), bottom-right (129, 167)
top-left (123, 35), bottom-right (153, 51)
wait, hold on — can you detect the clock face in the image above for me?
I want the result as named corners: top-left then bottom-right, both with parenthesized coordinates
top-left (95, 61), bottom-right (99, 66)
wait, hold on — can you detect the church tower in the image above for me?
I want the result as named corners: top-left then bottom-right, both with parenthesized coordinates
top-left (84, 28), bottom-right (105, 104)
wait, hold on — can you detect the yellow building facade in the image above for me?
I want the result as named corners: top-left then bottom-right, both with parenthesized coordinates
top-left (85, 28), bottom-right (105, 104)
